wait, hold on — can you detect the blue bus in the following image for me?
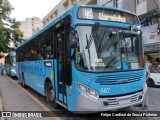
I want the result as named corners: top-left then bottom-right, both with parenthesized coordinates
top-left (5, 51), bottom-right (17, 77)
top-left (16, 5), bottom-right (147, 112)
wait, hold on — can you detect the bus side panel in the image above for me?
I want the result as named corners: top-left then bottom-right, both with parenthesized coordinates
top-left (23, 62), bottom-right (32, 88)
top-left (16, 62), bottom-right (20, 79)
top-left (32, 60), bottom-right (54, 96)
top-left (17, 62), bottom-right (23, 79)
top-left (39, 60), bottom-right (55, 96)
top-left (33, 60), bottom-right (45, 94)
top-left (28, 61), bottom-right (36, 90)
top-left (10, 66), bottom-right (17, 77)
top-left (66, 62), bottom-right (81, 111)
top-left (31, 61), bottom-right (37, 90)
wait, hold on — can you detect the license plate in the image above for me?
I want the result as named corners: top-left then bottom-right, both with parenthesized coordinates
top-left (119, 98), bottom-right (130, 105)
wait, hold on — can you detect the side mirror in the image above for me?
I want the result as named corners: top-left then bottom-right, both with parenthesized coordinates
top-left (70, 30), bottom-right (79, 48)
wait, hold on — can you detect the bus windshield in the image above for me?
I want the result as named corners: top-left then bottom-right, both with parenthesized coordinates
top-left (75, 25), bottom-right (143, 72)
top-left (11, 56), bottom-right (16, 66)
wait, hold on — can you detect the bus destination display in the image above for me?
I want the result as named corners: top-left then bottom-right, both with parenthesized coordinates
top-left (78, 7), bottom-right (139, 24)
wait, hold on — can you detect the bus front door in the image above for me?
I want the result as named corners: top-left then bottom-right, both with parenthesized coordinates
top-left (55, 28), bottom-right (68, 105)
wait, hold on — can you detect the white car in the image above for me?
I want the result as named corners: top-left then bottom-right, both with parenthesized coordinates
top-left (147, 68), bottom-right (160, 87)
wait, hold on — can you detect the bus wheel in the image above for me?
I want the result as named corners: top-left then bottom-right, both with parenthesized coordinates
top-left (22, 74), bottom-right (27, 88)
top-left (46, 82), bottom-right (59, 109)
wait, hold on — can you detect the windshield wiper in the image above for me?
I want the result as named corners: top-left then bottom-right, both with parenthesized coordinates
top-left (121, 30), bottom-right (129, 56)
top-left (85, 23), bottom-right (100, 49)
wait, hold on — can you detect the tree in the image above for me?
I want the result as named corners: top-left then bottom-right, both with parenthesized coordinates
top-left (0, 0), bottom-right (23, 53)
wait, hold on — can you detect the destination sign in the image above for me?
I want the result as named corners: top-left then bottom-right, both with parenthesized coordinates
top-left (78, 7), bottom-right (139, 25)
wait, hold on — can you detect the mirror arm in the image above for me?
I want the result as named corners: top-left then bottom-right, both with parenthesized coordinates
top-left (71, 48), bottom-right (75, 60)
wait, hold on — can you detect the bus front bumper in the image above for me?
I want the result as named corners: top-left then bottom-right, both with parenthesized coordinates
top-left (76, 84), bottom-right (148, 112)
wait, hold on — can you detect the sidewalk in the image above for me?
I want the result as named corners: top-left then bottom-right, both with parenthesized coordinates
top-left (0, 74), bottom-right (55, 120)
top-left (0, 69), bottom-right (4, 120)
top-left (0, 87), bottom-right (4, 120)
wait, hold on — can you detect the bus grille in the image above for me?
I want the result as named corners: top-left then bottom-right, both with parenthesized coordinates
top-left (103, 92), bottom-right (142, 106)
top-left (95, 72), bottom-right (143, 85)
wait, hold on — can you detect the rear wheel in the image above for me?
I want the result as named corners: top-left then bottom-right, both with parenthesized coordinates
top-left (147, 78), bottom-right (155, 87)
top-left (46, 82), bottom-right (59, 109)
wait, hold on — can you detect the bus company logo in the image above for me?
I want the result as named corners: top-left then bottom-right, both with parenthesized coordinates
top-left (122, 86), bottom-right (127, 93)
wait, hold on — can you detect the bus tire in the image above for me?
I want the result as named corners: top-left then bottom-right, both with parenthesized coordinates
top-left (22, 74), bottom-right (27, 88)
top-left (46, 82), bottom-right (59, 109)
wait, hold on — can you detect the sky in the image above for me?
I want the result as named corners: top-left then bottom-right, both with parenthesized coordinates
top-left (8, 0), bottom-right (61, 21)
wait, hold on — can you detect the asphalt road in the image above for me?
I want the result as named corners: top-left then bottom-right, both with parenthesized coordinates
top-left (0, 74), bottom-right (160, 120)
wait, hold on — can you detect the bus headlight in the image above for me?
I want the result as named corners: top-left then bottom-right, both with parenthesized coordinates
top-left (11, 69), bottom-right (16, 72)
top-left (77, 82), bottom-right (99, 100)
top-left (88, 88), bottom-right (98, 99)
top-left (78, 83), bottom-right (87, 93)
top-left (13, 63), bottom-right (16, 66)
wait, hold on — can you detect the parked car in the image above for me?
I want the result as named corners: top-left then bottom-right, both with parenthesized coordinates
top-left (147, 67), bottom-right (160, 87)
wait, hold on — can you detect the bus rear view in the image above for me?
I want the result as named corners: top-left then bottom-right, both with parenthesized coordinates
top-left (5, 52), bottom-right (17, 77)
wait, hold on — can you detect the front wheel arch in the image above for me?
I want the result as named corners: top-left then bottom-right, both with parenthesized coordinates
top-left (45, 79), bottom-right (59, 109)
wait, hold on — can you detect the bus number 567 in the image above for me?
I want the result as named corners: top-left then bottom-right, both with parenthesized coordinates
top-left (100, 88), bottom-right (110, 94)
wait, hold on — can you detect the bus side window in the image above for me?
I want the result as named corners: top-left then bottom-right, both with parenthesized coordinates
top-left (37, 37), bottom-right (44, 60)
top-left (45, 29), bottom-right (53, 59)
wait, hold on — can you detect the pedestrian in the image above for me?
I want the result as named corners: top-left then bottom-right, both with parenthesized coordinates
top-left (142, 65), bottom-right (150, 110)
top-left (0, 63), bottom-right (5, 76)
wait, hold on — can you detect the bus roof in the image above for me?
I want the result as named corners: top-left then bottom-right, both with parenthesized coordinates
top-left (16, 5), bottom-right (138, 50)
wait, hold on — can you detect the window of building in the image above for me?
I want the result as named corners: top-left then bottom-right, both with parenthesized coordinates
top-left (63, 0), bottom-right (69, 10)
top-left (70, 0), bottom-right (75, 6)
top-left (54, 10), bottom-right (58, 18)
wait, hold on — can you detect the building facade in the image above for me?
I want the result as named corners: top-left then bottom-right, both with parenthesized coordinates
top-left (42, 0), bottom-right (137, 26)
top-left (42, 0), bottom-right (98, 26)
top-left (18, 17), bottom-right (42, 40)
top-left (42, 0), bottom-right (160, 64)
top-left (136, 0), bottom-right (160, 64)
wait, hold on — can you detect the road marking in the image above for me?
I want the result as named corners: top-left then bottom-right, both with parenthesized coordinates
top-left (7, 76), bottom-right (61, 120)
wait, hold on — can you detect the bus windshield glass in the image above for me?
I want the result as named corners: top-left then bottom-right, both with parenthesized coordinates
top-left (75, 26), bottom-right (143, 72)
top-left (11, 56), bottom-right (16, 66)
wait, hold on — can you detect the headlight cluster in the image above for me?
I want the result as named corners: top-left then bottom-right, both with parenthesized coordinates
top-left (11, 69), bottom-right (16, 72)
top-left (77, 82), bottom-right (99, 100)
top-left (13, 63), bottom-right (16, 66)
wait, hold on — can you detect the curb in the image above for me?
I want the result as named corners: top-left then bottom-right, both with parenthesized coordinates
top-left (0, 96), bottom-right (4, 120)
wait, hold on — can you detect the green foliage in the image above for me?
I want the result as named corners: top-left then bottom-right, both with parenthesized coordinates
top-left (0, 0), bottom-right (23, 53)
